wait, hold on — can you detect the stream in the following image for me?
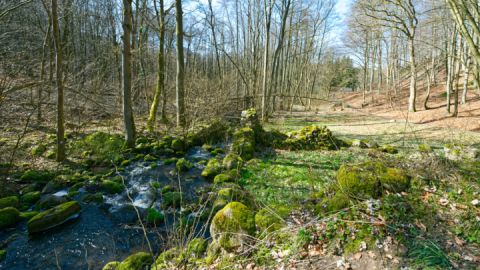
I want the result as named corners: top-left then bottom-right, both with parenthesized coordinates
top-left (0, 146), bottom-right (216, 270)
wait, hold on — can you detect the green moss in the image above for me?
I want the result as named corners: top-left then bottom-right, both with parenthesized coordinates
top-left (21, 191), bottom-right (41, 205)
top-left (45, 150), bottom-right (56, 159)
top-left (163, 157), bottom-right (178, 165)
top-left (171, 139), bottom-right (185, 151)
top-left (210, 202), bottom-right (256, 251)
top-left (20, 170), bottom-right (53, 183)
top-left (82, 193), bottom-right (104, 204)
top-left (213, 173), bottom-right (233, 184)
top-left (316, 193), bottom-right (351, 214)
top-left (146, 208), bottom-right (164, 225)
top-left (162, 192), bottom-right (183, 209)
top-left (161, 185), bottom-right (174, 194)
top-left (102, 261), bottom-right (120, 270)
top-left (32, 144), bottom-right (47, 156)
top-left (20, 211), bottom-right (39, 220)
top-left (176, 158), bottom-right (193, 172)
top-left (379, 168), bottom-right (410, 193)
top-left (187, 238), bottom-right (208, 257)
top-left (28, 201), bottom-right (81, 233)
top-left (284, 125), bottom-right (343, 151)
top-left (232, 127), bottom-right (256, 160)
top-left (143, 154), bottom-right (157, 162)
top-left (120, 159), bottom-right (131, 167)
top-left (101, 180), bottom-right (124, 194)
top-left (222, 153), bottom-right (243, 170)
top-left (337, 162), bottom-right (383, 199)
top-left (71, 132), bottom-right (125, 164)
top-left (202, 144), bottom-right (214, 152)
top-left (0, 196), bottom-right (19, 209)
top-left (379, 144), bottom-right (398, 154)
top-left (152, 248), bottom-right (180, 269)
top-left (201, 158), bottom-right (222, 180)
top-left (0, 249), bottom-right (5, 261)
top-left (187, 120), bottom-right (229, 147)
top-left (210, 148), bottom-right (225, 156)
top-left (117, 252), bottom-right (152, 270)
top-left (0, 207), bottom-right (20, 229)
top-left (255, 207), bottom-right (288, 232)
top-left (418, 143), bottom-right (433, 153)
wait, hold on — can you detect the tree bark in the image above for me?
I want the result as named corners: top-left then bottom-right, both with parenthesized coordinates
top-left (175, 0), bottom-right (186, 128)
top-left (122, 0), bottom-right (136, 147)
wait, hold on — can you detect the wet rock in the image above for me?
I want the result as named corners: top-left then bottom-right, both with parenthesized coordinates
top-left (101, 180), bottom-right (124, 194)
top-left (20, 191), bottom-right (41, 209)
top-left (19, 211), bottom-right (39, 221)
top-left (36, 195), bottom-right (68, 210)
top-left (102, 261), bottom-right (120, 270)
top-left (210, 202), bottom-right (256, 252)
top-left (0, 207), bottom-right (20, 229)
top-left (41, 181), bottom-right (62, 194)
top-left (171, 139), bottom-right (185, 152)
top-left (109, 205), bottom-right (139, 224)
top-left (82, 193), bottom-right (104, 204)
top-left (0, 196), bottom-right (19, 209)
top-left (28, 201), bottom-right (81, 234)
top-left (0, 249), bottom-right (5, 261)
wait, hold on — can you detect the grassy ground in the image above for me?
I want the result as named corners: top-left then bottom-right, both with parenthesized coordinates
top-left (228, 111), bottom-right (480, 269)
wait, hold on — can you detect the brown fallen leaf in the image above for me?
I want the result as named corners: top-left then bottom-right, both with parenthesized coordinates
top-left (415, 219), bottom-right (427, 232)
top-left (353, 253), bottom-right (362, 260)
top-left (454, 236), bottom-right (465, 247)
top-left (368, 251), bottom-right (377, 258)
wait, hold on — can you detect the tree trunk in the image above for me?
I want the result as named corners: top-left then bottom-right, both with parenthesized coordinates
top-left (122, 0), bottom-right (136, 147)
top-left (408, 36), bottom-right (417, 112)
top-left (175, 0), bottom-right (186, 128)
top-left (51, 0), bottom-right (66, 162)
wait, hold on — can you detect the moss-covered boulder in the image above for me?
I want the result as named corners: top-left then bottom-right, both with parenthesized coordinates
top-left (186, 238), bottom-right (208, 257)
top-left (146, 208), bottom-right (164, 225)
top-left (28, 201), bottom-right (81, 234)
top-left (162, 192), bottom-right (183, 209)
top-left (82, 193), bottom-right (104, 204)
top-left (20, 191), bottom-right (41, 208)
top-left (20, 211), bottom-right (39, 221)
top-left (187, 120), bottom-right (229, 147)
top-left (102, 261), bottom-right (120, 270)
top-left (213, 173), bottom-right (234, 185)
top-left (71, 132), bottom-right (125, 166)
top-left (201, 158), bottom-right (222, 180)
top-left (20, 170), bottom-right (53, 183)
top-left (31, 144), bottom-right (47, 156)
top-left (316, 192), bottom-right (351, 214)
top-left (210, 202), bottom-right (256, 252)
top-left (176, 158), bottom-right (193, 172)
top-left (222, 153), bottom-right (242, 170)
top-left (255, 207), bottom-right (289, 233)
top-left (232, 127), bottom-right (255, 160)
top-left (0, 207), bottom-right (20, 229)
top-left (151, 248), bottom-right (180, 269)
top-left (418, 143), bottom-right (433, 153)
top-left (337, 162), bottom-right (410, 200)
top-left (116, 252), bottom-right (152, 270)
top-left (284, 125), bottom-right (343, 150)
top-left (0, 249), bottom-right (6, 261)
top-left (171, 139), bottom-right (185, 152)
top-left (36, 194), bottom-right (68, 210)
top-left (0, 196), bottom-right (19, 209)
top-left (143, 154), bottom-right (157, 162)
top-left (101, 180), bottom-right (124, 194)
top-left (379, 144), bottom-right (398, 154)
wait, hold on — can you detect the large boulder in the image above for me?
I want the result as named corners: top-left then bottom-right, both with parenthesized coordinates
top-left (201, 158), bottom-right (222, 180)
top-left (28, 201), bottom-right (81, 234)
top-left (36, 194), bottom-right (68, 210)
top-left (222, 153), bottom-right (243, 170)
top-left (117, 252), bottom-right (152, 270)
top-left (337, 161), bottom-right (410, 200)
top-left (210, 202), bottom-right (256, 252)
top-left (0, 207), bottom-right (20, 229)
top-left (0, 196), bottom-right (19, 209)
top-left (284, 125), bottom-right (344, 150)
top-left (232, 127), bottom-right (255, 160)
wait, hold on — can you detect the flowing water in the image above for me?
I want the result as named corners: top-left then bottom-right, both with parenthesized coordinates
top-left (0, 146), bottom-right (216, 270)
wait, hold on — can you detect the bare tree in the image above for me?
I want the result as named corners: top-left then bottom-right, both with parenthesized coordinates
top-left (122, 0), bottom-right (136, 147)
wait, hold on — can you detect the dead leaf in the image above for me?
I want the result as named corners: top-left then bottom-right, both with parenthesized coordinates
top-left (367, 251), bottom-right (376, 258)
top-left (439, 198), bottom-right (449, 206)
top-left (353, 253), bottom-right (362, 260)
top-left (386, 254), bottom-right (393, 260)
top-left (415, 219), bottom-right (427, 232)
top-left (454, 236), bottom-right (465, 247)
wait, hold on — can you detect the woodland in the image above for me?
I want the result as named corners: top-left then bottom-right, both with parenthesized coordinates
top-left (0, 0), bottom-right (480, 269)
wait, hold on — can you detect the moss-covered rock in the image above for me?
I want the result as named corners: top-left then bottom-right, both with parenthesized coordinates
top-left (176, 158), bottom-right (193, 172)
top-left (171, 139), bottom-right (185, 152)
top-left (146, 208), bottom-right (164, 225)
top-left (187, 120), bottom-right (229, 147)
top-left (161, 185), bottom-right (174, 194)
top-left (82, 193), bottom-right (104, 204)
top-left (0, 249), bottom-right (5, 261)
top-left (117, 252), bottom-right (152, 270)
top-left (201, 158), bottom-right (222, 180)
top-left (210, 202), bottom-right (256, 252)
top-left (379, 144), bottom-right (398, 154)
top-left (187, 238), bottom-right (208, 257)
top-left (337, 162), bottom-right (410, 200)
top-left (162, 192), bottom-right (183, 209)
top-left (316, 192), bottom-right (351, 214)
top-left (31, 144), bottom-right (47, 156)
top-left (20, 170), bottom-right (53, 183)
top-left (21, 191), bottom-right (41, 207)
top-left (418, 143), bottom-right (433, 153)
top-left (222, 153), bottom-right (242, 170)
top-left (152, 248), bottom-right (180, 269)
top-left (284, 125), bottom-right (343, 150)
top-left (71, 132), bottom-right (125, 165)
top-left (0, 207), bottom-right (20, 229)
top-left (163, 157), bottom-right (178, 165)
top-left (232, 127), bottom-right (255, 160)
top-left (0, 196), bottom-right (19, 209)
top-left (28, 201), bottom-right (81, 234)
top-left (101, 180), bottom-right (124, 194)
top-left (255, 207), bottom-right (289, 232)
top-left (45, 150), bottom-right (56, 159)
top-left (20, 211), bottom-right (39, 220)
top-left (102, 261), bottom-right (120, 270)
top-left (143, 154), bottom-right (157, 162)
top-left (120, 159), bottom-right (131, 167)
top-left (213, 173), bottom-right (234, 185)
top-left (36, 195), bottom-right (68, 210)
